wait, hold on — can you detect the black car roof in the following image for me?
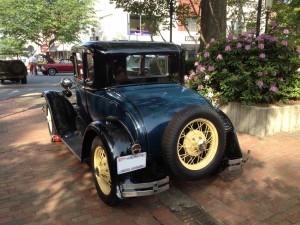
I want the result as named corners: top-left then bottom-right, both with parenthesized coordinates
top-left (71, 41), bottom-right (184, 55)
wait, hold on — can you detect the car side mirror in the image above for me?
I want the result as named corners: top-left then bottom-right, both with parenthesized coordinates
top-left (61, 77), bottom-right (73, 90)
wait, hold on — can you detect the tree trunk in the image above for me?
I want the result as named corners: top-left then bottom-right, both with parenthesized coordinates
top-left (200, 0), bottom-right (227, 51)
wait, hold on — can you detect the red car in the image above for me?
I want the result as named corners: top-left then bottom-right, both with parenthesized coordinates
top-left (40, 58), bottom-right (74, 76)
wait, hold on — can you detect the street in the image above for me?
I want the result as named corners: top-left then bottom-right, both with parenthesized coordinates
top-left (0, 73), bottom-right (72, 101)
top-left (0, 74), bottom-right (299, 224)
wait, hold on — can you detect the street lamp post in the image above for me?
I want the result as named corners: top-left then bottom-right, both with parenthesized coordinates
top-left (169, 0), bottom-right (173, 42)
top-left (265, 0), bottom-right (274, 34)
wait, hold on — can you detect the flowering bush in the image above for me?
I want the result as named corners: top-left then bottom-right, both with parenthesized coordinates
top-left (185, 22), bottom-right (300, 105)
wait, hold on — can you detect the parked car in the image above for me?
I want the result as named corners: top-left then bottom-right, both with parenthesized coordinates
top-left (42, 41), bottom-right (248, 206)
top-left (40, 58), bottom-right (74, 76)
top-left (0, 53), bottom-right (27, 84)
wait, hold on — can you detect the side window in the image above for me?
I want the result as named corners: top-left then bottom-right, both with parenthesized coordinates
top-left (86, 53), bottom-right (94, 83)
top-left (74, 52), bottom-right (84, 80)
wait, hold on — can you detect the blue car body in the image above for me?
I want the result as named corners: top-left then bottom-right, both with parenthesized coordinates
top-left (42, 41), bottom-right (247, 205)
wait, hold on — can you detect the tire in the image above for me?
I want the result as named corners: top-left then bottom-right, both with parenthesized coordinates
top-left (48, 68), bottom-right (56, 76)
top-left (162, 106), bottom-right (226, 180)
top-left (21, 76), bottom-right (27, 84)
top-left (9, 60), bottom-right (26, 75)
top-left (46, 104), bottom-right (57, 139)
top-left (42, 71), bottom-right (48, 75)
top-left (91, 137), bottom-right (118, 206)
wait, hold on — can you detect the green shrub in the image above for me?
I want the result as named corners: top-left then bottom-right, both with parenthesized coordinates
top-left (185, 23), bottom-right (300, 105)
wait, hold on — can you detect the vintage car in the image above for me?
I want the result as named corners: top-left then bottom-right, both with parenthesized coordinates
top-left (0, 56), bottom-right (28, 84)
top-left (40, 58), bottom-right (74, 76)
top-left (42, 41), bottom-right (248, 206)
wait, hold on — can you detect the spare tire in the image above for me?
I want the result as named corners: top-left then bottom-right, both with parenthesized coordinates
top-left (162, 106), bottom-right (226, 180)
top-left (9, 60), bottom-right (26, 75)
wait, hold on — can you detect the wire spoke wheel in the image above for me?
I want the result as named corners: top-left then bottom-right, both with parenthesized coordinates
top-left (162, 106), bottom-right (226, 180)
top-left (93, 146), bottom-right (112, 196)
top-left (177, 118), bottom-right (218, 170)
top-left (91, 137), bottom-right (117, 206)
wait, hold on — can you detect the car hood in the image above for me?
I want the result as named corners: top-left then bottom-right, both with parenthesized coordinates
top-left (113, 83), bottom-right (212, 155)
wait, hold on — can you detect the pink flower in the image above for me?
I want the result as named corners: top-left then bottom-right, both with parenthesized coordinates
top-left (283, 29), bottom-right (289, 35)
top-left (184, 75), bottom-right (189, 80)
top-left (197, 84), bottom-right (204, 90)
top-left (245, 45), bottom-right (251, 50)
top-left (297, 47), bottom-right (300, 54)
top-left (194, 62), bottom-right (199, 67)
top-left (258, 43), bottom-right (264, 49)
top-left (236, 42), bottom-right (242, 48)
top-left (259, 53), bottom-right (266, 59)
top-left (225, 45), bottom-right (231, 51)
top-left (203, 52), bottom-right (210, 58)
top-left (250, 28), bottom-right (256, 34)
top-left (270, 21), bottom-right (277, 28)
top-left (270, 84), bottom-right (279, 92)
top-left (204, 75), bottom-right (210, 80)
top-left (216, 54), bottom-right (223, 60)
top-left (190, 72), bottom-right (196, 77)
top-left (278, 77), bottom-right (284, 81)
top-left (281, 40), bottom-right (288, 46)
top-left (208, 66), bottom-right (215, 71)
top-left (197, 65), bottom-right (206, 72)
top-left (256, 81), bottom-right (264, 88)
top-left (210, 38), bottom-right (215, 43)
top-left (205, 44), bottom-right (210, 49)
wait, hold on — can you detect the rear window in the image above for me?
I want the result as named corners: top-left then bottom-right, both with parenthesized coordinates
top-left (112, 54), bottom-right (181, 86)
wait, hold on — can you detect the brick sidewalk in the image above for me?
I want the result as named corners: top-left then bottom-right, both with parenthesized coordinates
top-left (0, 94), bottom-right (299, 225)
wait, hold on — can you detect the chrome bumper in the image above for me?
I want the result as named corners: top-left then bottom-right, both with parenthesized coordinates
top-left (120, 176), bottom-right (169, 198)
top-left (227, 150), bottom-right (250, 171)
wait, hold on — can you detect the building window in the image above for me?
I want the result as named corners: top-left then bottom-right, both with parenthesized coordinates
top-left (187, 18), bottom-right (197, 32)
top-left (129, 14), bottom-right (151, 35)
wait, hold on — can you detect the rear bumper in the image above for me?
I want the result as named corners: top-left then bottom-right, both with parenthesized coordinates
top-left (227, 150), bottom-right (250, 171)
top-left (120, 176), bottom-right (169, 198)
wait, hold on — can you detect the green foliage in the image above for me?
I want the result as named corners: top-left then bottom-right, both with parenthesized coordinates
top-left (272, 0), bottom-right (300, 45)
top-left (0, 37), bottom-right (26, 55)
top-left (0, 0), bottom-right (96, 47)
top-left (110, 0), bottom-right (172, 38)
top-left (185, 59), bottom-right (196, 75)
top-left (185, 25), bottom-right (300, 105)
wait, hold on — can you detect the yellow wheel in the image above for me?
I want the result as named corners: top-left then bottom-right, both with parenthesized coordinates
top-left (177, 118), bottom-right (219, 170)
top-left (91, 137), bottom-right (117, 205)
top-left (162, 106), bottom-right (226, 180)
top-left (93, 145), bottom-right (112, 196)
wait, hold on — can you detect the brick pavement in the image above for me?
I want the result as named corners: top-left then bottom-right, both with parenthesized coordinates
top-left (0, 94), bottom-right (299, 225)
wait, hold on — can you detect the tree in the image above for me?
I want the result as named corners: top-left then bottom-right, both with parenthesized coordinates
top-left (200, 0), bottom-right (227, 48)
top-left (110, 0), bottom-right (171, 41)
top-left (272, 0), bottom-right (300, 45)
top-left (0, 37), bottom-right (26, 55)
top-left (0, 0), bottom-right (96, 49)
top-left (110, 0), bottom-right (227, 52)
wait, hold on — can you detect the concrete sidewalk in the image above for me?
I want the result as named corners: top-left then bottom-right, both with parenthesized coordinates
top-left (0, 94), bottom-right (299, 225)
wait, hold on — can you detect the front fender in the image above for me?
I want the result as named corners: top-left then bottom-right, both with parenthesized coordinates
top-left (42, 90), bottom-right (77, 135)
top-left (81, 120), bottom-right (133, 163)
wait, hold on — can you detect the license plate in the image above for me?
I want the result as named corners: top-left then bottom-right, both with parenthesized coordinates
top-left (117, 152), bottom-right (147, 175)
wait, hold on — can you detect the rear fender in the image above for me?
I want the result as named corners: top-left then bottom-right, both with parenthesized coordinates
top-left (42, 90), bottom-right (77, 135)
top-left (81, 120), bottom-right (134, 163)
top-left (215, 108), bottom-right (243, 159)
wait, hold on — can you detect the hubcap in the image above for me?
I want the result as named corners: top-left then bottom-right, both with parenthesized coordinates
top-left (177, 118), bottom-right (219, 170)
top-left (93, 146), bottom-right (111, 195)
